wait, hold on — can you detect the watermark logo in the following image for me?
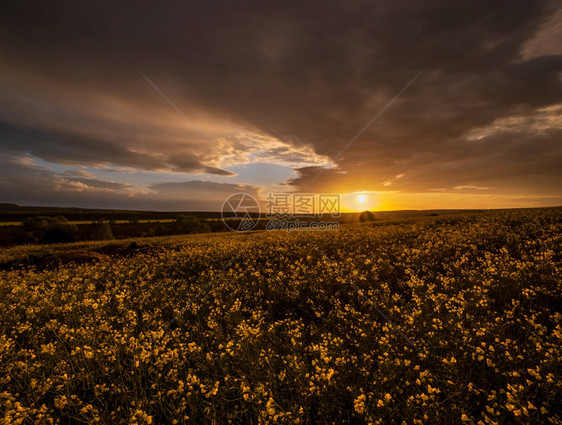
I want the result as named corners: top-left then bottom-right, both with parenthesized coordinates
top-left (221, 193), bottom-right (260, 231)
top-left (222, 192), bottom-right (340, 232)
top-left (265, 218), bottom-right (339, 231)
top-left (265, 193), bottom-right (341, 218)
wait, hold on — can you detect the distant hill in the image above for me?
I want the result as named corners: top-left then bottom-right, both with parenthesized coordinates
top-left (0, 203), bottom-right (485, 223)
top-left (0, 204), bottom-right (225, 222)
top-left (0, 203), bottom-right (21, 210)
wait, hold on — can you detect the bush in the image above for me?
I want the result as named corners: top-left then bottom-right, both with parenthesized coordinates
top-left (172, 215), bottom-right (211, 234)
top-left (359, 210), bottom-right (376, 222)
top-left (21, 215), bottom-right (78, 244)
top-left (82, 220), bottom-right (114, 241)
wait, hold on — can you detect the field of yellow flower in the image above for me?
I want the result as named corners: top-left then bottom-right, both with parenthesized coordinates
top-left (1, 208), bottom-right (561, 424)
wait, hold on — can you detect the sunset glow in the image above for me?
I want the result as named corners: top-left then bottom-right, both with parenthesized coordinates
top-left (0, 2), bottom-right (560, 211)
top-left (341, 192), bottom-right (380, 212)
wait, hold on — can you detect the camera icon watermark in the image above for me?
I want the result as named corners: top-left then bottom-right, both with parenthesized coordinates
top-left (221, 192), bottom-right (341, 232)
top-left (221, 193), bottom-right (261, 232)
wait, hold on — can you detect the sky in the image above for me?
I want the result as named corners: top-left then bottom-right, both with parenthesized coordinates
top-left (1, 0), bottom-right (561, 211)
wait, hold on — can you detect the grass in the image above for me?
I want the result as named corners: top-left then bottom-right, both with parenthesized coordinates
top-left (0, 208), bottom-right (560, 424)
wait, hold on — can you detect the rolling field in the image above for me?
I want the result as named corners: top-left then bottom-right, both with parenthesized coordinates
top-left (0, 208), bottom-right (560, 424)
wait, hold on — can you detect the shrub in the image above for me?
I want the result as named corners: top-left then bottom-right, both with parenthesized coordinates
top-left (21, 215), bottom-right (78, 244)
top-left (172, 215), bottom-right (211, 234)
top-left (82, 220), bottom-right (114, 241)
top-left (359, 210), bottom-right (376, 222)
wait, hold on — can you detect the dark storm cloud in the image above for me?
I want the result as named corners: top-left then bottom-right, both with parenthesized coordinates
top-left (62, 178), bottom-right (132, 190)
top-left (148, 180), bottom-right (263, 207)
top-left (0, 154), bottom-right (260, 210)
top-left (1, 0), bottom-right (561, 207)
top-left (0, 91), bottom-right (236, 174)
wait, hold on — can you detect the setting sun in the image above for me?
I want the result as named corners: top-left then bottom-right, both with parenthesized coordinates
top-left (341, 192), bottom-right (380, 212)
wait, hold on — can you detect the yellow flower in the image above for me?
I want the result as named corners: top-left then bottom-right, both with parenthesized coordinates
top-left (266, 397), bottom-right (276, 416)
top-left (354, 394), bottom-right (366, 414)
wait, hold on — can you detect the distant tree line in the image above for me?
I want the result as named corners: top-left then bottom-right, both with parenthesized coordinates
top-left (9, 215), bottom-right (211, 245)
top-left (3, 212), bottom-right (375, 246)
